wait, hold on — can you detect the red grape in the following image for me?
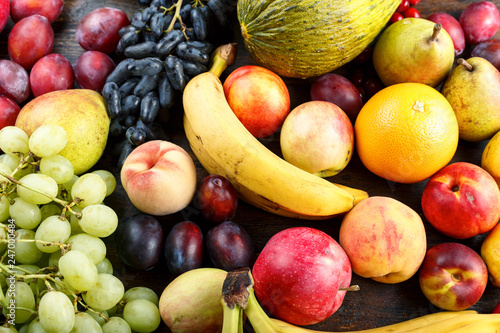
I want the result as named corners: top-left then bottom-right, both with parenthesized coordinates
top-left (10, 0), bottom-right (64, 23)
top-left (164, 221), bottom-right (204, 276)
top-left (206, 221), bottom-right (256, 271)
top-left (472, 39), bottom-right (500, 70)
top-left (0, 97), bottom-right (21, 131)
top-left (30, 53), bottom-right (74, 97)
top-left (310, 73), bottom-right (363, 123)
top-left (8, 14), bottom-right (54, 70)
top-left (74, 51), bottom-right (116, 92)
top-left (459, 1), bottom-right (500, 45)
top-left (195, 174), bottom-right (238, 224)
top-left (114, 214), bottom-right (165, 271)
top-left (76, 7), bottom-right (130, 54)
top-left (427, 12), bottom-right (466, 56)
top-left (0, 59), bottom-right (31, 104)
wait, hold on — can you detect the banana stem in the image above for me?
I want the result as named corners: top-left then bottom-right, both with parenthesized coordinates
top-left (221, 299), bottom-right (244, 333)
top-left (209, 43), bottom-right (238, 78)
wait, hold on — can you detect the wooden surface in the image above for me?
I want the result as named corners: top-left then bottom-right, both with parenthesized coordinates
top-left (1, 0), bottom-right (500, 332)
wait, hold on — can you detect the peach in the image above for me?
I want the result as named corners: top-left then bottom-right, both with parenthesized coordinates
top-left (120, 140), bottom-right (197, 216)
top-left (339, 196), bottom-right (427, 284)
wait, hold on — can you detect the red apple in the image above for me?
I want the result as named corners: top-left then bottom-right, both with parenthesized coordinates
top-left (252, 227), bottom-right (353, 326)
top-left (419, 242), bottom-right (488, 311)
top-left (0, 97), bottom-right (21, 131)
top-left (459, 1), bottom-right (500, 45)
top-left (0, 0), bottom-right (9, 34)
top-left (223, 65), bottom-right (290, 138)
top-left (280, 101), bottom-right (354, 177)
top-left (421, 162), bottom-right (500, 239)
top-left (427, 12), bottom-right (466, 56)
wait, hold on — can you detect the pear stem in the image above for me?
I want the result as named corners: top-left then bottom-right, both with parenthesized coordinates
top-left (430, 23), bottom-right (442, 42)
top-left (457, 58), bottom-right (473, 71)
top-left (339, 285), bottom-right (360, 292)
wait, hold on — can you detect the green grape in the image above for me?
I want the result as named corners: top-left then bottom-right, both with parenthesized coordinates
top-left (9, 197), bottom-right (42, 229)
top-left (0, 153), bottom-right (19, 172)
top-left (39, 155), bottom-right (74, 184)
top-left (95, 258), bottom-right (113, 275)
top-left (12, 157), bottom-right (37, 181)
top-left (58, 175), bottom-right (79, 202)
top-left (38, 290), bottom-right (75, 333)
top-left (28, 124), bottom-right (68, 158)
top-left (4, 281), bottom-right (36, 324)
top-left (40, 204), bottom-right (62, 222)
top-left (0, 222), bottom-right (7, 253)
top-left (27, 317), bottom-right (46, 332)
top-left (17, 325), bottom-right (29, 333)
top-left (0, 195), bottom-right (10, 221)
top-left (14, 229), bottom-right (44, 264)
top-left (122, 287), bottom-right (159, 307)
top-left (58, 250), bottom-right (98, 291)
top-left (71, 174), bottom-right (107, 208)
top-left (79, 205), bottom-right (118, 238)
top-left (122, 299), bottom-right (161, 333)
top-left (0, 326), bottom-right (20, 333)
top-left (66, 206), bottom-right (84, 235)
top-left (83, 273), bottom-right (125, 312)
top-left (0, 273), bottom-right (6, 289)
top-left (48, 250), bottom-right (62, 268)
top-left (17, 264), bottom-right (46, 297)
top-left (69, 312), bottom-right (102, 333)
top-left (105, 305), bottom-right (117, 317)
top-left (34, 215), bottom-right (71, 253)
top-left (91, 170), bottom-right (116, 197)
top-left (0, 126), bottom-right (30, 158)
top-left (85, 309), bottom-right (108, 327)
top-left (0, 161), bottom-right (13, 183)
top-left (66, 233), bottom-right (106, 265)
top-left (102, 316), bottom-right (131, 333)
top-left (17, 173), bottom-right (58, 205)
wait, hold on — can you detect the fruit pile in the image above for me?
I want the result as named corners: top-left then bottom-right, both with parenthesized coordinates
top-left (0, 125), bottom-right (161, 332)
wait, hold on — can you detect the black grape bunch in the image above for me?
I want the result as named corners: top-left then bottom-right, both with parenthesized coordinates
top-left (104, 0), bottom-right (237, 169)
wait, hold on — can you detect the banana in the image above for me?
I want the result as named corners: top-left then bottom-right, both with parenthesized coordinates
top-left (183, 44), bottom-right (368, 220)
top-left (221, 267), bottom-right (500, 333)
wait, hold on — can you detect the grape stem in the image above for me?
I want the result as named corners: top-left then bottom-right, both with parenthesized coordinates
top-left (165, 0), bottom-right (191, 40)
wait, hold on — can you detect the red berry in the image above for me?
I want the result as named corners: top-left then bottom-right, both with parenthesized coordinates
top-left (404, 7), bottom-right (420, 18)
top-left (390, 12), bottom-right (404, 24)
top-left (409, 0), bottom-right (421, 4)
top-left (396, 0), bottom-right (410, 13)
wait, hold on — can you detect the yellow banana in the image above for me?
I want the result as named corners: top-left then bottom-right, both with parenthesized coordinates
top-left (221, 267), bottom-right (500, 333)
top-left (183, 44), bottom-right (368, 220)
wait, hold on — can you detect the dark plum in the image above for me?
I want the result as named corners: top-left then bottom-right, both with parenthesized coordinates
top-left (114, 213), bottom-right (164, 271)
top-left (472, 39), bottom-right (500, 70)
top-left (74, 50), bottom-right (116, 92)
top-left (310, 73), bottom-right (363, 124)
top-left (8, 14), bottom-right (54, 70)
top-left (206, 221), bottom-right (255, 271)
top-left (195, 174), bottom-right (238, 224)
top-left (29, 53), bottom-right (74, 97)
top-left (164, 221), bottom-right (204, 276)
top-left (76, 7), bottom-right (130, 54)
top-left (0, 59), bottom-right (31, 104)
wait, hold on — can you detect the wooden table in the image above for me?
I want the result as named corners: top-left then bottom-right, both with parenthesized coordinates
top-left (1, 0), bottom-right (500, 332)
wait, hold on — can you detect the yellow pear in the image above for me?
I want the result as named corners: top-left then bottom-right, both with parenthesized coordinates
top-left (15, 89), bottom-right (110, 175)
top-left (441, 57), bottom-right (500, 142)
top-left (373, 17), bottom-right (455, 87)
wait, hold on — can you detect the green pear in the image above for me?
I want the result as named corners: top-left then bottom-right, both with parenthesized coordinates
top-left (15, 89), bottom-right (110, 175)
top-left (441, 57), bottom-right (500, 142)
top-left (373, 17), bottom-right (455, 87)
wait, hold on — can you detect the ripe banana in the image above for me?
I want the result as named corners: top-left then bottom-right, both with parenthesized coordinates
top-left (183, 44), bottom-right (368, 219)
top-left (221, 267), bottom-right (500, 333)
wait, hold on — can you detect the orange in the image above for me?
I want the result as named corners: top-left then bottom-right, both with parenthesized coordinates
top-left (354, 83), bottom-right (459, 184)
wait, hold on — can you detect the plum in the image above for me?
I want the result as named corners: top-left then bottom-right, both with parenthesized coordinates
top-left (194, 174), bottom-right (238, 224)
top-left (0, 59), bottom-right (31, 104)
top-left (472, 39), bottom-right (500, 70)
top-left (30, 53), bottom-right (74, 97)
top-left (10, 0), bottom-right (64, 23)
top-left (164, 221), bottom-right (204, 276)
top-left (74, 50), bottom-right (116, 92)
top-left (428, 12), bottom-right (466, 56)
top-left (459, 1), bottom-right (500, 45)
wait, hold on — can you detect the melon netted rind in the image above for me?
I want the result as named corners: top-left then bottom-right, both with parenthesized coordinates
top-left (237, 0), bottom-right (401, 79)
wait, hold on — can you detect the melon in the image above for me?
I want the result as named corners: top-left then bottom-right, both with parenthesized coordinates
top-left (237, 0), bottom-right (401, 79)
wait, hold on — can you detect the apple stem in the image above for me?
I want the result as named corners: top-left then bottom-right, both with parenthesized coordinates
top-left (457, 58), bottom-right (473, 71)
top-left (429, 23), bottom-right (442, 42)
top-left (339, 285), bottom-right (360, 292)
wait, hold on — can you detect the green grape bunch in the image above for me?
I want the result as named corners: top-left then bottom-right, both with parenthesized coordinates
top-left (0, 125), bottom-right (161, 332)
